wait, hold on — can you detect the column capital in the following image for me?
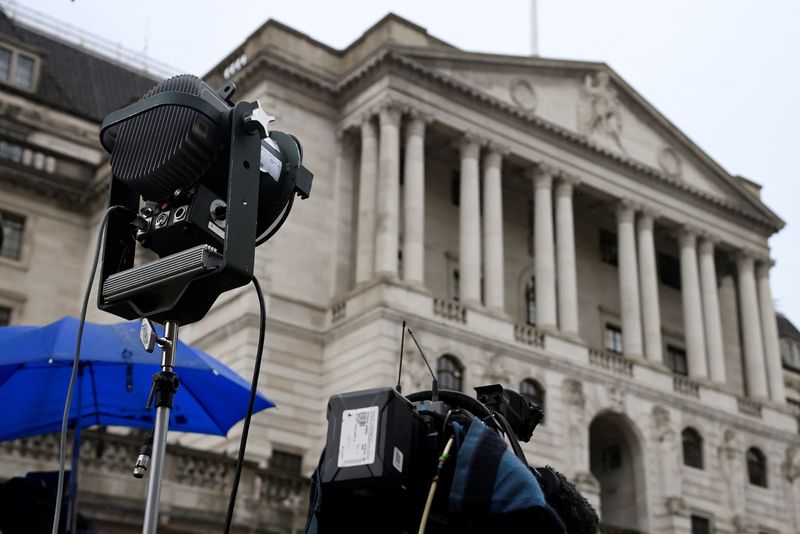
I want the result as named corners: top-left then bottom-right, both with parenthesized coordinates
top-left (406, 107), bottom-right (434, 123)
top-left (404, 115), bottom-right (427, 138)
top-left (736, 249), bottom-right (757, 269)
top-left (458, 132), bottom-right (485, 158)
top-left (377, 104), bottom-right (402, 127)
top-left (485, 141), bottom-right (510, 159)
top-left (637, 208), bottom-right (659, 231)
top-left (698, 237), bottom-right (716, 256)
top-left (756, 258), bottom-right (776, 275)
top-left (555, 177), bottom-right (576, 197)
top-left (616, 199), bottom-right (639, 223)
top-left (677, 225), bottom-right (701, 247)
top-left (533, 160), bottom-right (559, 179)
top-left (483, 148), bottom-right (504, 169)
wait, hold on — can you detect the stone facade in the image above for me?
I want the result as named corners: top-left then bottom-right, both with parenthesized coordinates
top-left (1, 10), bottom-right (800, 534)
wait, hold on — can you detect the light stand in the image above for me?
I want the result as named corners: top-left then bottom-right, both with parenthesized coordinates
top-left (141, 320), bottom-right (179, 534)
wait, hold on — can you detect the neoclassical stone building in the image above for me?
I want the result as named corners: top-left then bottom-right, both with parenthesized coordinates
top-left (2, 8), bottom-right (800, 534)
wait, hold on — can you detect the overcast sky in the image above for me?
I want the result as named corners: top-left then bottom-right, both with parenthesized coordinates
top-left (13, 0), bottom-right (800, 321)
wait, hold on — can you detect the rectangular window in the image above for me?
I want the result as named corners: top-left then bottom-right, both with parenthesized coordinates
top-left (0, 306), bottom-right (10, 326)
top-left (269, 450), bottom-right (302, 476)
top-left (0, 210), bottom-right (25, 261)
top-left (658, 252), bottom-right (682, 289)
top-left (605, 324), bottom-right (623, 354)
top-left (667, 345), bottom-right (688, 376)
top-left (599, 229), bottom-right (618, 266)
top-left (0, 47), bottom-right (10, 81)
top-left (690, 515), bottom-right (711, 534)
top-left (15, 54), bottom-right (34, 89)
top-left (451, 268), bottom-right (460, 302)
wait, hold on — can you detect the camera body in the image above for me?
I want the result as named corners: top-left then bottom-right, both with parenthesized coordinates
top-left (312, 385), bottom-right (544, 533)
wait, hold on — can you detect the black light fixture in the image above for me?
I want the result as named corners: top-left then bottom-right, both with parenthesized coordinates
top-left (96, 74), bottom-right (312, 325)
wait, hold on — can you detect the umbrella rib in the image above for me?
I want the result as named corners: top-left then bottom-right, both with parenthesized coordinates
top-left (178, 378), bottom-right (227, 435)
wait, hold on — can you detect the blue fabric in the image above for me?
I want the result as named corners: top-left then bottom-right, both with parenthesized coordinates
top-left (449, 418), bottom-right (565, 532)
top-left (0, 317), bottom-right (274, 440)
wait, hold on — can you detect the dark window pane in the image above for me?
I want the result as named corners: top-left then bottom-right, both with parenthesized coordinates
top-left (658, 252), bottom-right (681, 289)
top-left (0, 211), bottom-right (25, 261)
top-left (667, 345), bottom-right (688, 376)
top-left (270, 450), bottom-right (302, 475)
top-left (690, 515), bottom-right (710, 534)
top-left (682, 428), bottom-right (704, 469)
top-left (437, 354), bottom-right (463, 391)
top-left (520, 378), bottom-right (545, 422)
top-left (451, 269), bottom-right (460, 302)
top-left (0, 306), bottom-right (10, 326)
top-left (747, 447), bottom-right (768, 487)
top-left (605, 324), bottom-right (623, 354)
top-left (599, 229), bottom-right (618, 266)
top-left (15, 54), bottom-right (34, 88)
top-left (0, 47), bottom-right (10, 81)
top-left (525, 276), bottom-right (536, 326)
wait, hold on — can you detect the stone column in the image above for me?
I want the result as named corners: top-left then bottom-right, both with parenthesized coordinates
top-left (737, 253), bottom-right (769, 398)
top-left (698, 237), bottom-right (726, 383)
top-left (533, 164), bottom-right (557, 329)
top-left (459, 134), bottom-right (482, 305)
top-left (617, 201), bottom-right (643, 358)
top-left (374, 105), bottom-right (402, 278)
top-left (555, 176), bottom-right (579, 335)
top-left (637, 210), bottom-right (662, 362)
top-left (757, 260), bottom-right (786, 403)
top-left (679, 228), bottom-right (707, 379)
top-left (482, 145), bottom-right (505, 312)
top-left (402, 114), bottom-right (426, 285)
top-left (355, 116), bottom-right (378, 283)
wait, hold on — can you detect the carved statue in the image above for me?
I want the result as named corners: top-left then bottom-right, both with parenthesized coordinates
top-left (581, 71), bottom-right (625, 153)
top-left (651, 406), bottom-right (681, 499)
top-left (718, 428), bottom-right (745, 514)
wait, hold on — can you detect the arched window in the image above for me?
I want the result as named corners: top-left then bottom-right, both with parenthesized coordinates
top-left (681, 427), bottom-right (703, 469)
top-left (747, 447), bottom-right (768, 487)
top-left (520, 378), bottom-right (545, 422)
top-left (525, 276), bottom-right (536, 326)
top-left (437, 354), bottom-right (463, 391)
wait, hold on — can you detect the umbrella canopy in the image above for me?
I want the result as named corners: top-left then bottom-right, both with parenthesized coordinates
top-left (0, 317), bottom-right (273, 440)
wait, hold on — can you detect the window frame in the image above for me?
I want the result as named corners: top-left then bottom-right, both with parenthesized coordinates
top-left (666, 344), bottom-right (689, 376)
top-left (0, 42), bottom-right (39, 91)
top-left (604, 323), bottom-right (623, 354)
top-left (437, 354), bottom-right (464, 392)
top-left (524, 276), bottom-right (536, 326)
top-left (0, 305), bottom-right (11, 327)
top-left (746, 447), bottom-right (768, 488)
top-left (681, 427), bottom-right (704, 469)
top-left (690, 514), bottom-right (712, 534)
top-left (0, 209), bottom-right (26, 263)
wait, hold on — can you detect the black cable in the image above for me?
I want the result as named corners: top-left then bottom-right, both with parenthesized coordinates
top-left (223, 275), bottom-right (267, 533)
top-left (51, 205), bottom-right (131, 534)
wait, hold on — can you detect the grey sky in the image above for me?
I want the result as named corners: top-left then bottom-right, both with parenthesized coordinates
top-left (16, 0), bottom-right (800, 321)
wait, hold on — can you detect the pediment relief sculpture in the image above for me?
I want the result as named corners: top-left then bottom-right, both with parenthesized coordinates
top-left (509, 79), bottom-right (537, 112)
top-left (579, 71), bottom-right (625, 153)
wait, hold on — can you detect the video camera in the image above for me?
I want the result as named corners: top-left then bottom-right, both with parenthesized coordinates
top-left (306, 330), bottom-right (599, 534)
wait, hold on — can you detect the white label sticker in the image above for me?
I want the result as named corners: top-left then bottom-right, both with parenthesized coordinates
top-left (260, 144), bottom-right (283, 182)
top-left (337, 406), bottom-right (379, 468)
top-left (392, 447), bottom-right (404, 473)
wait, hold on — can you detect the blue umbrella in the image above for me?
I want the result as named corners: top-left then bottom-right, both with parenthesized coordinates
top-left (0, 316), bottom-right (273, 440)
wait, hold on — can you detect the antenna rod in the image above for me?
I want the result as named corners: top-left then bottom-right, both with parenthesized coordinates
top-left (395, 320), bottom-right (406, 393)
top-left (407, 328), bottom-right (438, 401)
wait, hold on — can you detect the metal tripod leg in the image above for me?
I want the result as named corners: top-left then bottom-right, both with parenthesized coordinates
top-left (141, 321), bottom-right (179, 534)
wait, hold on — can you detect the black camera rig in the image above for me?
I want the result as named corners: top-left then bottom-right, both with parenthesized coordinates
top-left (307, 381), bottom-right (598, 534)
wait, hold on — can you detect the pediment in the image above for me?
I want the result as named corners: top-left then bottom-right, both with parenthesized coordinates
top-left (400, 50), bottom-right (781, 228)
